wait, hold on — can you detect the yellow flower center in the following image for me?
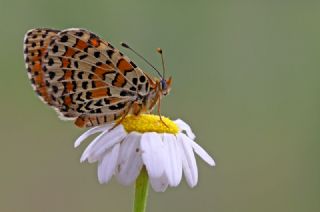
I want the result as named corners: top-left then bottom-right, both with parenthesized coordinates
top-left (120, 114), bottom-right (179, 134)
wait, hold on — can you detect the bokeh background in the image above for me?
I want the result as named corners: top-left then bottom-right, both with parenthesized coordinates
top-left (0, 0), bottom-right (319, 211)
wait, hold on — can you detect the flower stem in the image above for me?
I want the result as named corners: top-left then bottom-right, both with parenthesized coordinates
top-left (134, 167), bottom-right (149, 212)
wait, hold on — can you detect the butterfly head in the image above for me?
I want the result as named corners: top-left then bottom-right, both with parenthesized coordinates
top-left (159, 77), bottom-right (172, 96)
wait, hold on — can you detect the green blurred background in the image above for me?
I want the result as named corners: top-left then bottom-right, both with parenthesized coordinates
top-left (0, 0), bottom-right (319, 211)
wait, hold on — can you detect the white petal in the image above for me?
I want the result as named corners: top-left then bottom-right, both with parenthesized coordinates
top-left (140, 133), bottom-right (165, 178)
top-left (80, 135), bottom-right (103, 163)
top-left (97, 143), bottom-right (120, 184)
top-left (179, 148), bottom-right (194, 187)
top-left (188, 137), bottom-right (215, 166)
top-left (116, 132), bottom-right (143, 186)
top-left (178, 133), bottom-right (198, 187)
top-left (80, 125), bottom-right (126, 162)
top-left (163, 134), bottom-right (183, 187)
top-left (175, 119), bottom-right (195, 140)
top-left (149, 174), bottom-right (169, 192)
top-left (74, 124), bottom-right (113, 148)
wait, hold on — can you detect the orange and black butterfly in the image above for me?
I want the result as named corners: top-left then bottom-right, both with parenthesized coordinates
top-left (23, 28), bottom-right (172, 127)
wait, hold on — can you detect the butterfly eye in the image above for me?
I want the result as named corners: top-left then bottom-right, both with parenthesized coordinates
top-left (160, 79), bottom-right (167, 91)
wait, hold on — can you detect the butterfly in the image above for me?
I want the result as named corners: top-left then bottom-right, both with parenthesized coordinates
top-left (23, 28), bottom-right (172, 128)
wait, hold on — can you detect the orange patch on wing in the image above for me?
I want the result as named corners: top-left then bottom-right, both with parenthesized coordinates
top-left (91, 88), bottom-right (108, 98)
top-left (62, 58), bottom-right (70, 68)
top-left (31, 56), bottom-right (41, 62)
top-left (37, 86), bottom-right (51, 102)
top-left (38, 86), bottom-right (46, 93)
top-left (75, 116), bottom-right (85, 127)
top-left (38, 47), bottom-right (47, 52)
top-left (64, 48), bottom-right (76, 57)
top-left (94, 68), bottom-right (107, 78)
top-left (34, 75), bottom-right (43, 84)
top-left (64, 96), bottom-right (72, 105)
top-left (66, 82), bottom-right (73, 92)
top-left (95, 81), bottom-right (107, 88)
top-left (90, 38), bottom-right (99, 47)
top-left (64, 70), bottom-right (73, 80)
top-left (94, 64), bottom-right (114, 79)
top-left (38, 86), bottom-right (47, 94)
top-left (117, 59), bottom-right (133, 73)
top-left (114, 75), bottom-right (126, 87)
top-left (33, 63), bottom-right (42, 71)
top-left (75, 39), bottom-right (88, 50)
top-left (110, 97), bottom-right (121, 104)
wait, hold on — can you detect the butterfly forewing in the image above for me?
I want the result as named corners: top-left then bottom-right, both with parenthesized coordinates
top-left (24, 28), bottom-right (152, 127)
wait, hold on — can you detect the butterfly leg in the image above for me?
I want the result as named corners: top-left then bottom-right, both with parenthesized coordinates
top-left (132, 101), bottom-right (143, 115)
top-left (157, 96), bottom-right (169, 128)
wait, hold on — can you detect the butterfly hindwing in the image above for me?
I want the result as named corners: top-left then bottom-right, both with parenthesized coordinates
top-left (23, 28), bottom-right (60, 105)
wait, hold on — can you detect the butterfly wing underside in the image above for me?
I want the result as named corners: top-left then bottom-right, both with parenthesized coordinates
top-left (24, 28), bottom-right (151, 127)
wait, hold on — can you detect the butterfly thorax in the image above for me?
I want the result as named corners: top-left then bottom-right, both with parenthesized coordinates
top-left (131, 79), bottom-right (159, 115)
top-left (135, 76), bottom-right (172, 115)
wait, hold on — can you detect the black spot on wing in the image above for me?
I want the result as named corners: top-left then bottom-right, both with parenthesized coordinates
top-left (74, 61), bottom-right (79, 68)
top-left (86, 91), bottom-right (92, 99)
top-left (52, 45), bottom-right (59, 53)
top-left (132, 78), bottom-right (138, 85)
top-left (76, 93), bottom-right (83, 102)
top-left (85, 100), bottom-right (93, 110)
top-left (79, 54), bottom-right (88, 60)
top-left (108, 43), bottom-right (114, 49)
top-left (104, 99), bottom-right (110, 104)
top-left (94, 99), bottom-right (103, 107)
top-left (48, 58), bottom-right (54, 66)
top-left (130, 86), bottom-right (136, 91)
top-left (139, 75), bottom-right (146, 83)
top-left (94, 51), bottom-right (100, 58)
top-left (120, 90), bottom-right (135, 97)
top-left (109, 102), bottom-right (126, 110)
top-left (130, 61), bottom-right (137, 68)
top-left (60, 35), bottom-right (68, 42)
top-left (77, 72), bottom-right (83, 79)
top-left (88, 74), bottom-right (94, 79)
top-left (82, 81), bottom-right (88, 89)
top-left (75, 31), bottom-right (84, 37)
top-left (52, 85), bottom-right (58, 93)
top-left (48, 71), bottom-right (55, 80)
top-left (106, 50), bottom-right (114, 58)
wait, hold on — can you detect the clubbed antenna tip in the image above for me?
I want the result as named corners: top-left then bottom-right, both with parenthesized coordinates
top-left (157, 48), bottom-right (166, 78)
top-left (120, 42), bottom-right (130, 48)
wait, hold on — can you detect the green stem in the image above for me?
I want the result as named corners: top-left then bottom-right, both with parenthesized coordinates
top-left (133, 167), bottom-right (149, 212)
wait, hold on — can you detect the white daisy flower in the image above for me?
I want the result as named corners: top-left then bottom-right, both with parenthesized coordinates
top-left (75, 114), bottom-right (215, 192)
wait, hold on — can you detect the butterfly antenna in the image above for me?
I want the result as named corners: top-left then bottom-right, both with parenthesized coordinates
top-left (121, 42), bottom-right (162, 78)
top-left (156, 48), bottom-right (166, 79)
